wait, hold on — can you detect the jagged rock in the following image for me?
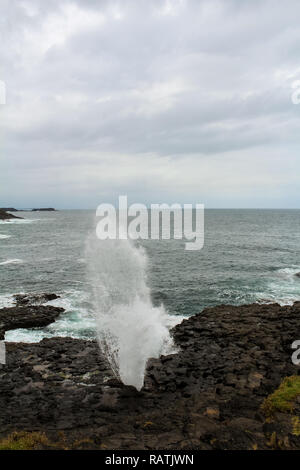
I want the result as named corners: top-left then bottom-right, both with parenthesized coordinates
top-left (0, 301), bottom-right (300, 449)
top-left (0, 305), bottom-right (64, 340)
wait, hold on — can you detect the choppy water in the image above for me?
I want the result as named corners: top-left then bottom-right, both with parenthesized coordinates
top-left (1, 209), bottom-right (300, 343)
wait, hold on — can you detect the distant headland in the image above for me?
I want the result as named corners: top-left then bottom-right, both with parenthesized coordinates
top-left (31, 208), bottom-right (56, 212)
top-left (0, 208), bottom-right (18, 212)
top-left (0, 207), bottom-right (56, 212)
top-left (0, 207), bottom-right (56, 219)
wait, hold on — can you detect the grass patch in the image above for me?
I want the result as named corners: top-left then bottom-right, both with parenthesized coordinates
top-left (292, 416), bottom-right (300, 436)
top-left (0, 432), bottom-right (49, 450)
top-left (0, 431), bottom-right (97, 450)
top-left (262, 376), bottom-right (300, 417)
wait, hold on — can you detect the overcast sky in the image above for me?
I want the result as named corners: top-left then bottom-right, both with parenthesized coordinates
top-left (1, 0), bottom-right (300, 208)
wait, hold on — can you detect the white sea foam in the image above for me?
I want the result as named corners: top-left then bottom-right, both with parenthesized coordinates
top-left (5, 315), bottom-right (95, 343)
top-left (0, 259), bottom-right (23, 266)
top-left (0, 234), bottom-right (11, 239)
top-left (256, 266), bottom-right (300, 306)
top-left (0, 218), bottom-right (39, 224)
top-left (5, 289), bottom-right (95, 343)
top-left (0, 293), bottom-right (15, 308)
top-left (86, 233), bottom-right (181, 391)
top-left (277, 267), bottom-right (300, 277)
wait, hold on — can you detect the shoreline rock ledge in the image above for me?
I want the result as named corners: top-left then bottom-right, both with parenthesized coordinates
top-left (0, 293), bottom-right (63, 341)
top-left (0, 301), bottom-right (300, 450)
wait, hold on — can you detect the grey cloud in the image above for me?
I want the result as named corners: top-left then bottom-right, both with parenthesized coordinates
top-left (1, 0), bottom-right (300, 208)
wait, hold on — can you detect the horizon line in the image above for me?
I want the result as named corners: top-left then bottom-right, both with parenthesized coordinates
top-left (8, 207), bottom-right (300, 211)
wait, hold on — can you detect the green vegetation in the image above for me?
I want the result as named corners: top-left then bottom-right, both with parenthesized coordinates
top-left (0, 431), bottom-right (49, 450)
top-left (292, 416), bottom-right (300, 436)
top-left (262, 376), bottom-right (300, 417)
top-left (0, 431), bottom-right (96, 450)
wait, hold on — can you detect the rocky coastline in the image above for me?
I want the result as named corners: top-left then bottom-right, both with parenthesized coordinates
top-left (0, 297), bottom-right (300, 450)
top-left (0, 209), bottom-right (22, 221)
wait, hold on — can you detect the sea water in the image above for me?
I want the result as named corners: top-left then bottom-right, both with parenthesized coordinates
top-left (1, 209), bottom-right (300, 364)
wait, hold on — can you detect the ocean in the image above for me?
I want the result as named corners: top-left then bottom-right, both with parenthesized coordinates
top-left (1, 209), bottom-right (300, 343)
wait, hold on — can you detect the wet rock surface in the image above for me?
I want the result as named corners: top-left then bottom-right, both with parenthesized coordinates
top-left (0, 302), bottom-right (300, 449)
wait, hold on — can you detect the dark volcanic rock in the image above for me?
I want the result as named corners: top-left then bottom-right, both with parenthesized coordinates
top-left (295, 273), bottom-right (300, 278)
top-left (0, 305), bottom-right (64, 340)
top-left (14, 293), bottom-right (60, 306)
top-left (0, 302), bottom-right (300, 450)
top-left (0, 209), bottom-right (22, 220)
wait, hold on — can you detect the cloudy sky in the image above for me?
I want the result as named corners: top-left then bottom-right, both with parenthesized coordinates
top-left (1, 0), bottom-right (300, 208)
